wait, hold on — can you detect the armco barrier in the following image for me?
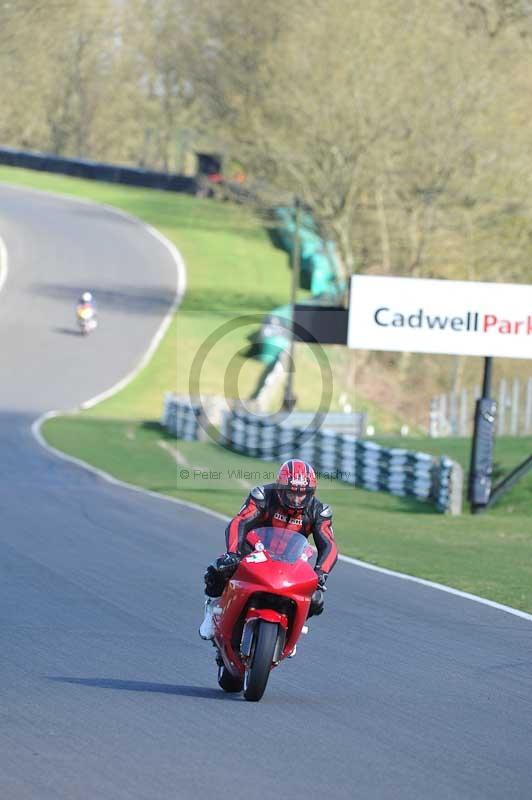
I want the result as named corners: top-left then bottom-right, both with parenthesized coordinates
top-left (0, 146), bottom-right (199, 194)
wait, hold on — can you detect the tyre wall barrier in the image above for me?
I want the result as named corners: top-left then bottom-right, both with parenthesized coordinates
top-left (161, 394), bottom-right (201, 441)
top-left (161, 396), bottom-right (463, 513)
top-left (0, 146), bottom-right (199, 194)
top-left (220, 408), bottom-right (462, 514)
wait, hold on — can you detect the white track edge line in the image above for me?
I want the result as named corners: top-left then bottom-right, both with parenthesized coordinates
top-left (31, 412), bottom-right (230, 523)
top-left (337, 554), bottom-right (532, 622)
top-left (80, 220), bottom-right (185, 409)
top-left (0, 233), bottom-right (8, 293)
top-left (5, 179), bottom-right (530, 626)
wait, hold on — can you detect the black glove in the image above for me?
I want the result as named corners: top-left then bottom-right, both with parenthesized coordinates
top-left (315, 570), bottom-right (328, 591)
top-left (216, 552), bottom-right (241, 578)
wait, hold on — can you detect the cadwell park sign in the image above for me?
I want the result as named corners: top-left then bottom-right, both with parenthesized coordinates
top-left (348, 275), bottom-right (532, 359)
top-left (347, 274), bottom-right (532, 513)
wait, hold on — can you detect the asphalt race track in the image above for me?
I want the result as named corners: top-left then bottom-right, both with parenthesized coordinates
top-left (1, 184), bottom-right (531, 800)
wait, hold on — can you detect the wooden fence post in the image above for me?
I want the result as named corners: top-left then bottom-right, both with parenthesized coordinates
top-left (497, 379), bottom-right (507, 436)
top-left (525, 378), bottom-right (532, 435)
top-left (510, 379), bottom-right (520, 436)
top-left (460, 388), bottom-right (468, 436)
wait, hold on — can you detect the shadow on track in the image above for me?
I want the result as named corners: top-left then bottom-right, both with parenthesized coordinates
top-left (47, 676), bottom-right (237, 701)
top-left (30, 283), bottom-right (176, 315)
top-left (52, 327), bottom-right (84, 337)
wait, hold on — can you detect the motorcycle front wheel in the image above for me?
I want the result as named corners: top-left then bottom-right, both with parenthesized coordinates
top-left (243, 620), bottom-right (278, 702)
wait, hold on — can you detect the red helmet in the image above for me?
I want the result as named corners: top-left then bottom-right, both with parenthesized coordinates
top-left (276, 459), bottom-right (317, 510)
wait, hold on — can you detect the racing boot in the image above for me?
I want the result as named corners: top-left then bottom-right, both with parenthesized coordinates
top-left (199, 596), bottom-right (220, 640)
top-left (287, 626), bottom-right (308, 658)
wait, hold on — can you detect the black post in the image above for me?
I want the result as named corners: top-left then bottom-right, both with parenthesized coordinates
top-left (468, 356), bottom-right (497, 514)
top-left (482, 355), bottom-right (493, 397)
top-left (282, 196), bottom-right (301, 412)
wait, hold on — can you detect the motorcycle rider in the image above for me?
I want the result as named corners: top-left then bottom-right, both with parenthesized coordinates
top-left (76, 291), bottom-right (97, 331)
top-left (199, 459), bottom-right (338, 641)
top-left (77, 290), bottom-right (95, 308)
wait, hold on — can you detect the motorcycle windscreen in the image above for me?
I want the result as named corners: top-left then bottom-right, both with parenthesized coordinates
top-left (247, 527), bottom-right (312, 564)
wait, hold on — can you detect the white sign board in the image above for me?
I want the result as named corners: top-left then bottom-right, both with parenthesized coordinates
top-left (348, 275), bottom-right (532, 359)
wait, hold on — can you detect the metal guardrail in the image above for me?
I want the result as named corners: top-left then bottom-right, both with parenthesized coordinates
top-left (281, 411), bottom-right (367, 437)
top-left (0, 146), bottom-right (199, 194)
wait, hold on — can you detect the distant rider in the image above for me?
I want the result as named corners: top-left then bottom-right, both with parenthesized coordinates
top-left (76, 291), bottom-right (97, 331)
top-left (199, 459), bottom-right (338, 640)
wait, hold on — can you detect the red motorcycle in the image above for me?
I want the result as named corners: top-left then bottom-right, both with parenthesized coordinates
top-left (212, 526), bottom-right (318, 702)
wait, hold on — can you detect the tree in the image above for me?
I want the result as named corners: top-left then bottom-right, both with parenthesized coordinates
top-left (0, 0), bottom-right (121, 157)
top-left (0, 0), bottom-right (199, 168)
top-left (192, 0), bottom-right (510, 280)
top-left (117, 0), bottom-right (198, 171)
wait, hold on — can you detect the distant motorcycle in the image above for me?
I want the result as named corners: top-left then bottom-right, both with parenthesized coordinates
top-left (76, 304), bottom-right (97, 335)
top-left (212, 526), bottom-right (318, 701)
